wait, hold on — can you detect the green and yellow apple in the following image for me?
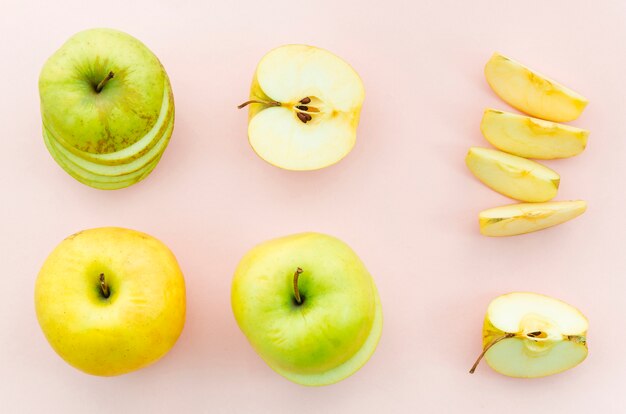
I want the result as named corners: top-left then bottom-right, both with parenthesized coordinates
top-left (485, 53), bottom-right (588, 122)
top-left (479, 200), bottom-right (587, 237)
top-left (39, 28), bottom-right (174, 190)
top-left (35, 227), bottom-right (186, 376)
top-left (239, 45), bottom-right (365, 171)
top-left (470, 292), bottom-right (588, 378)
top-left (231, 233), bottom-right (382, 386)
top-left (481, 109), bottom-right (589, 159)
top-left (466, 147), bottom-right (560, 202)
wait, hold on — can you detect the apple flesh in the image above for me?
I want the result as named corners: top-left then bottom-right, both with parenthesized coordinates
top-left (484, 53), bottom-right (588, 122)
top-left (231, 233), bottom-right (382, 386)
top-left (481, 109), bottom-right (589, 159)
top-left (35, 227), bottom-right (186, 376)
top-left (39, 29), bottom-right (174, 190)
top-left (479, 200), bottom-right (587, 237)
top-left (466, 147), bottom-right (560, 202)
top-left (470, 292), bottom-right (588, 378)
top-left (240, 45), bottom-right (365, 171)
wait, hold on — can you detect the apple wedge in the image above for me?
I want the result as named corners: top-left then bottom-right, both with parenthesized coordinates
top-left (481, 109), bottom-right (589, 159)
top-left (466, 147), bottom-right (560, 202)
top-left (479, 201), bottom-right (587, 237)
top-left (470, 292), bottom-right (588, 378)
top-left (484, 53), bottom-right (588, 122)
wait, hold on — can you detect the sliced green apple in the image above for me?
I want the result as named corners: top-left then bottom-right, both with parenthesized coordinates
top-left (470, 292), bottom-right (588, 378)
top-left (484, 53), bottom-right (588, 122)
top-left (466, 147), bottom-right (560, 202)
top-left (481, 109), bottom-right (589, 159)
top-left (43, 78), bottom-right (174, 166)
top-left (479, 200), bottom-right (587, 237)
top-left (242, 45), bottom-right (365, 171)
top-left (45, 114), bottom-right (173, 177)
top-left (43, 127), bottom-right (164, 190)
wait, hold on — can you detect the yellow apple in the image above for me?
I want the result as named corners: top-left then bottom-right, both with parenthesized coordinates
top-left (479, 200), bottom-right (587, 237)
top-left (484, 53), bottom-right (588, 122)
top-left (481, 109), bottom-right (589, 159)
top-left (470, 292), bottom-right (588, 378)
top-left (35, 227), bottom-right (186, 376)
top-left (239, 45), bottom-right (365, 171)
top-left (466, 147), bottom-right (560, 202)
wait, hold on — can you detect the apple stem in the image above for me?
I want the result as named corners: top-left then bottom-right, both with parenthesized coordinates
top-left (237, 100), bottom-right (281, 109)
top-left (293, 267), bottom-right (303, 305)
top-left (95, 71), bottom-right (115, 93)
top-left (99, 273), bottom-right (110, 299)
top-left (469, 333), bottom-right (515, 374)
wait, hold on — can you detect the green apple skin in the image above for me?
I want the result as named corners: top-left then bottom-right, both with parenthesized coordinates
top-left (39, 28), bottom-right (168, 154)
top-left (231, 232), bottom-right (383, 386)
top-left (35, 228), bottom-right (186, 376)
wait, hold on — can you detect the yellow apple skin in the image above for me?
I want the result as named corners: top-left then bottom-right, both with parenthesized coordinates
top-left (35, 227), bottom-right (186, 376)
top-left (231, 233), bottom-right (382, 386)
top-left (485, 53), bottom-right (588, 122)
top-left (480, 292), bottom-right (588, 378)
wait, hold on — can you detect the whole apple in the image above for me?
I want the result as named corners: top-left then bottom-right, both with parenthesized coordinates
top-left (35, 227), bottom-right (186, 376)
top-left (231, 232), bottom-right (383, 386)
top-left (39, 28), bottom-right (175, 190)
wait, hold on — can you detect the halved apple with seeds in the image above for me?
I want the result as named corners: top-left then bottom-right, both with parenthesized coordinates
top-left (479, 200), bottom-right (587, 237)
top-left (465, 147), bottom-right (560, 202)
top-left (485, 53), bottom-right (588, 122)
top-left (481, 109), bottom-right (589, 159)
top-left (470, 292), bottom-right (588, 378)
top-left (239, 45), bottom-right (365, 171)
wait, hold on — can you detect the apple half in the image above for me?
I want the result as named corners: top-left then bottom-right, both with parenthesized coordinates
top-left (470, 292), bottom-right (588, 378)
top-left (231, 233), bottom-right (382, 386)
top-left (240, 45), bottom-right (365, 171)
top-left (484, 53), bottom-right (588, 122)
top-left (479, 200), bottom-right (587, 237)
top-left (481, 109), bottom-right (589, 159)
top-left (466, 147), bottom-right (560, 202)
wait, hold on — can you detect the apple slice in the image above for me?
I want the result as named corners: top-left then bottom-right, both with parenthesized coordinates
top-left (479, 200), bottom-right (586, 237)
top-left (481, 109), bottom-right (589, 159)
top-left (466, 147), bottom-right (560, 202)
top-left (470, 292), bottom-right (588, 378)
top-left (241, 45), bottom-right (365, 171)
top-left (484, 53), bottom-right (588, 122)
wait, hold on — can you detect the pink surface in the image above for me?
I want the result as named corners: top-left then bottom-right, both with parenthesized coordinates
top-left (1, 0), bottom-right (625, 412)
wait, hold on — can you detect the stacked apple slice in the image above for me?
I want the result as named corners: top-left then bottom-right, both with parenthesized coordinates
top-left (39, 29), bottom-right (175, 190)
top-left (466, 53), bottom-right (589, 236)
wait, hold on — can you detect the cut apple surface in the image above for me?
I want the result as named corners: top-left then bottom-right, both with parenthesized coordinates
top-left (471, 292), bottom-right (588, 378)
top-left (484, 53), bottom-right (588, 122)
top-left (479, 200), bottom-right (586, 237)
top-left (242, 45), bottom-right (365, 171)
top-left (481, 109), bottom-right (589, 159)
top-left (466, 147), bottom-right (560, 202)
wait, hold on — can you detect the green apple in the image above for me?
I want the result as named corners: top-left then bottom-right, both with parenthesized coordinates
top-left (470, 292), bottom-right (588, 378)
top-left (466, 147), bottom-right (560, 202)
top-left (35, 227), bottom-right (186, 376)
top-left (39, 28), bottom-right (174, 190)
top-left (231, 233), bottom-right (382, 386)
top-left (239, 45), bottom-right (365, 171)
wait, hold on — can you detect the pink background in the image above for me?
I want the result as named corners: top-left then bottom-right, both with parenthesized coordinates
top-left (2, 0), bottom-right (625, 412)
